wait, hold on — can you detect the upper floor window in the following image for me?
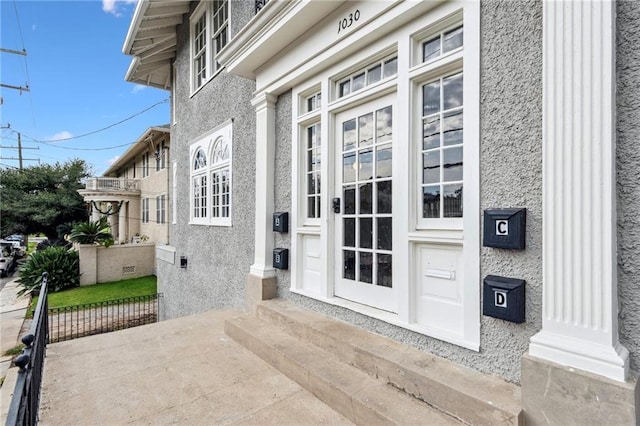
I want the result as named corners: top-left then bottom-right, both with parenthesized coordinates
top-left (189, 120), bottom-right (233, 226)
top-left (142, 153), bottom-right (150, 178)
top-left (422, 25), bottom-right (463, 63)
top-left (190, 1), bottom-right (229, 93)
top-left (156, 141), bottom-right (167, 171)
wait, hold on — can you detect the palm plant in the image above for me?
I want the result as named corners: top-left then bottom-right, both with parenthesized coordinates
top-left (68, 217), bottom-right (114, 247)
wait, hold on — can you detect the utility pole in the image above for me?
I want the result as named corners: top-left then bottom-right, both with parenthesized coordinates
top-left (0, 126), bottom-right (39, 169)
top-left (0, 47), bottom-right (30, 95)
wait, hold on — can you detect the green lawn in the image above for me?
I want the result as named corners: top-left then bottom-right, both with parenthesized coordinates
top-left (30, 275), bottom-right (157, 312)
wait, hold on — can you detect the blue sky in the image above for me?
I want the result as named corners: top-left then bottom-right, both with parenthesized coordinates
top-left (0, 0), bottom-right (170, 175)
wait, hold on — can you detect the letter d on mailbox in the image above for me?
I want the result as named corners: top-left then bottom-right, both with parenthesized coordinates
top-left (483, 275), bottom-right (525, 323)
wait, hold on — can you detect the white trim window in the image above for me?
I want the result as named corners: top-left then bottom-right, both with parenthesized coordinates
top-left (190, 0), bottom-right (229, 93)
top-left (189, 120), bottom-right (233, 226)
top-left (156, 194), bottom-right (166, 224)
top-left (142, 198), bottom-right (150, 224)
top-left (142, 152), bottom-right (150, 178)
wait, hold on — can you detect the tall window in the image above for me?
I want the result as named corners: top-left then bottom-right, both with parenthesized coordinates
top-left (156, 195), bottom-right (166, 224)
top-left (190, 1), bottom-right (229, 92)
top-left (418, 23), bottom-right (464, 221)
top-left (142, 153), bottom-right (149, 178)
top-left (189, 121), bottom-right (233, 226)
top-left (156, 141), bottom-right (167, 171)
top-left (142, 198), bottom-right (149, 224)
top-left (305, 123), bottom-right (321, 218)
top-left (192, 149), bottom-right (208, 221)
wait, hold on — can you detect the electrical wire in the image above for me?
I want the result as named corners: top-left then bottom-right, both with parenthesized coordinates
top-left (19, 98), bottom-right (170, 143)
top-left (12, 0), bottom-right (38, 134)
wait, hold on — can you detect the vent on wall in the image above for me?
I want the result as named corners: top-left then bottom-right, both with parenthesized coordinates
top-left (122, 266), bottom-right (136, 274)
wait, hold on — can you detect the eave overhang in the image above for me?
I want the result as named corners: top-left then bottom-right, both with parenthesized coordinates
top-left (123, 0), bottom-right (190, 90)
top-left (217, 0), bottom-right (345, 80)
top-left (103, 125), bottom-right (170, 177)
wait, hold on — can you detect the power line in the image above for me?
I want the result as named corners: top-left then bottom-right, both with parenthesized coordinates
top-left (19, 98), bottom-right (170, 143)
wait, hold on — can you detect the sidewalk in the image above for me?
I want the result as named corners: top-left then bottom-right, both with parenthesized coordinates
top-left (0, 278), bottom-right (30, 381)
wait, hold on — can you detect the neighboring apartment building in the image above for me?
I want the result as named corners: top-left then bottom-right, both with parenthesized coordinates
top-left (123, 0), bottom-right (640, 423)
top-left (79, 125), bottom-right (170, 245)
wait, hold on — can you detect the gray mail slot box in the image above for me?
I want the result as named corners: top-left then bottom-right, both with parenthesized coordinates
top-left (483, 208), bottom-right (526, 250)
top-left (483, 275), bottom-right (525, 323)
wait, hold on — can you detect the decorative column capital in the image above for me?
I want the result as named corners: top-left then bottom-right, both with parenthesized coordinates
top-left (251, 92), bottom-right (278, 111)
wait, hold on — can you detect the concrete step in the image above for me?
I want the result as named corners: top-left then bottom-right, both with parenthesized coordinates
top-left (249, 299), bottom-right (523, 425)
top-left (225, 314), bottom-right (463, 425)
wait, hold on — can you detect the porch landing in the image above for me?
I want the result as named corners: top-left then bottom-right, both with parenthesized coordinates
top-left (39, 301), bottom-right (522, 425)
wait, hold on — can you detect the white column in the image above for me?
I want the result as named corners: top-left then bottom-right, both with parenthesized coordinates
top-left (530, 0), bottom-right (628, 382)
top-left (249, 92), bottom-right (278, 278)
top-left (91, 202), bottom-right (101, 222)
top-left (118, 201), bottom-right (127, 244)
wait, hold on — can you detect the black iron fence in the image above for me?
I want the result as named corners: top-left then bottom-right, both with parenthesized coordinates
top-left (48, 293), bottom-right (162, 343)
top-left (6, 272), bottom-right (49, 426)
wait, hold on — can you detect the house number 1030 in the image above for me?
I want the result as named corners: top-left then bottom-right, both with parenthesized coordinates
top-left (338, 9), bottom-right (360, 34)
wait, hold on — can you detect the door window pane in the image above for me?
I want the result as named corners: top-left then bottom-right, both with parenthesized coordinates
top-left (343, 152), bottom-right (356, 183)
top-left (343, 119), bottom-right (357, 151)
top-left (344, 218), bottom-right (355, 247)
top-left (377, 254), bottom-right (392, 288)
top-left (376, 181), bottom-right (392, 214)
top-left (377, 217), bottom-right (392, 250)
top-left (359, 149), bottom-right (374, 181)
top-left (376, 146), bottom-right (392, 179)
top-left (359, 183), bottom-right (372, 214)
top-left (358, 113), bottom-right (374, 147)
top-left (343, 250), bottom-right (356, 280)
top-left (344, 185), bottom-right (356, 214)
top-left (359, 252), bottom-right (373, 283)
top-left (376, 106), bottom-right (393, 143)
top-left (360, 218), bottom-right (373, 249)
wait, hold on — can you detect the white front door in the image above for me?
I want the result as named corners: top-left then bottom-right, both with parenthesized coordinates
top-left (334, 95), bottom-right (396, 312)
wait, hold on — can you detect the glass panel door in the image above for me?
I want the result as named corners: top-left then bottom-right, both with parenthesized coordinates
top-left (334, 95), bottom-right (396, 312)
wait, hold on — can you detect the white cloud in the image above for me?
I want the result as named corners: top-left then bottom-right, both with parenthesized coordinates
top-left (47, 131), bottom-right (73, 142)
top-left (131, 84), bottom-right (146, 94)
top-left (102, 0), bottom-right (137, 17)
top-left (107, 155), bottom-right (120, 166)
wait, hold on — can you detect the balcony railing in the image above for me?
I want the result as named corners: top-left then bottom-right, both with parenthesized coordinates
top-left (84, 177), bottom-right (140, 192)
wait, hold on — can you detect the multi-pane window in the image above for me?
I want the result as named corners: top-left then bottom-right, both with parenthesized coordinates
top-left (142, 153), bottom-right (149, 178)
top-left (305, 123), bottom-right (321, 218)
top-left (156, 141), bottom-right (167, 171)
top-left (189, 121), bottom-right (233, 226)
top-left (337, 56), bottom-right (397, 99)
top-left (192, 149), bottom-right (208, 220)
top-left (211, 0), bottom-right (228, 73)
top-left (142, 198), bottom-right (149, 224)
top-left (306, 92), bottom-right (321, 113)
top-left (420, 41), bottom-right (463, 219)
top-left (210, 137), bottom-right (231, 221)
top-left (192, 11), bottom-right (207, 89)
top-left (156, 195), bottom-right (166, 224)
top-left (422, 25), bottom-right (463, 62)
top-left (191, 1), bottom-right (229, 92)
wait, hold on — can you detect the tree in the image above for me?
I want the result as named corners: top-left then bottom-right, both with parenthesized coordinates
top-left (68, 216), bottom-right (114, 247)
top-left (0, 159), bottom-right (91, 240)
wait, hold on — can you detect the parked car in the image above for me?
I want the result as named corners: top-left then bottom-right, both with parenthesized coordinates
top-left (4, 234), bottom-right (24, 244)
top-left (0, 242), bottom-right (16, 277)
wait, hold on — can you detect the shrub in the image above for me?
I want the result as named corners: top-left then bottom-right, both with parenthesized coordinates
top-left (17, 247), bottom-right (80, 295)
top-left (68, 217), bottom-right (114, 247)
top-left (36, 238), bottom-right (71, 251)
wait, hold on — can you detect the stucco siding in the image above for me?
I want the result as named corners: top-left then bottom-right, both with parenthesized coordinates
top-left (268, 0), bottom-right (543, 384)
top-left (617, 0), bottom-right (640, 376)
top-left (157, 0), bottom-right (256, 320)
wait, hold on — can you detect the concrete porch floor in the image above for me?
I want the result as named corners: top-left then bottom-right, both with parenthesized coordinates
top-left (39, 309), bottom-right (353, 425)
